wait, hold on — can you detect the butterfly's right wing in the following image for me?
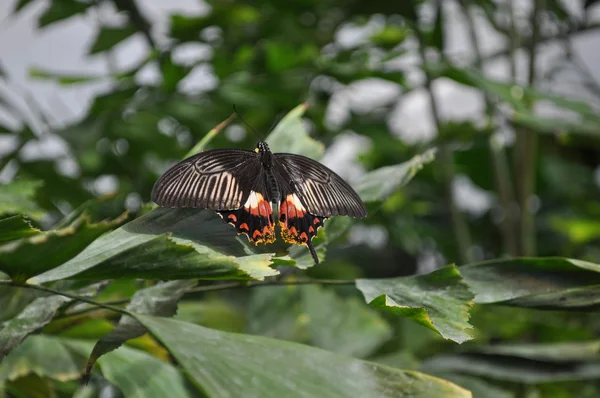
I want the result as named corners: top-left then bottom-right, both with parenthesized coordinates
top-left (151, 149), bottom-right (261, 211)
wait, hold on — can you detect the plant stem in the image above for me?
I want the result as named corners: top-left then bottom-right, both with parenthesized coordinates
top-left (413, 12), bottom-right (473, 264)
top-left (0, 279), bottom-right (357, 319)
top-left (0, 281), bottom-right (129, 316)
top-left (514, 0), bottom-right (543, 256)
top-left (459, 0), bottom-right (518, 256)
top-left (185, 278), bottom-right (356, 294)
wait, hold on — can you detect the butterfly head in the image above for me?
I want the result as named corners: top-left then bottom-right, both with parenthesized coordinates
top-left (256, 141), bottom-right (270, 153)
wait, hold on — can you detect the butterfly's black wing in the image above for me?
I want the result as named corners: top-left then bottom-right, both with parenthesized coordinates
top-left (274, 153), bottom-right (367, 218)
top-left (151, 149), bottom-right (260, 210)
top-left (151, 149), bottom-right (275, 244)
top-left (273, 153), bottom-right (367, 264)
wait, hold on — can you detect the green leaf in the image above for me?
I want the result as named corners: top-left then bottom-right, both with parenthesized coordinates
top-left (84, 280), bottom-right (196, 379)
top-left (136, 314), bottom-right (472, 397)
top-left (0, 287), bottom-right (40, 323)
top-left (0, 296), bottom-right (71, 361)
top-left (266, 103), bottom-right (325, 159)
top-left (0, 335), bottom-right (81, 382)
top-left (0, 179), bottom-right (44, 220)
top-left (430, 373), bottom-right (514, 398)
top-left (422, 350), bottom-right (600, 384)
top-left (461, 257), bottom-right (600, 309)
top-left (88, 25), bottom-right (137, 54)
top-left (0, 216), bottom-right (40, 244)
top-left (30, 208), bottom-right (278, 284)
top-left (65, 339), bottom-right (194, 398)
top-left (354, 148), bottom-right (437, 202)
top-left (160, 54), bottom-right (192, 92)
top-left (301, 285), bottom-right (392, 358)
top-left (0, 214), bottom-right (126, 281)
top-left (356, 265), bottom-right (474, 344)
top-left (175, 299), bottom-right (245, 333)
top-left (13, 0), bottom-right (35, 13)
top-left (38, 0), bottom-right (91, 28)
top-left (467, 340), bottom-right (600, 362)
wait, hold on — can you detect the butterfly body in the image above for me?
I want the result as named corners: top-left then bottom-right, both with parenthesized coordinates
top-left (152, 141), bottom-right (367, 264)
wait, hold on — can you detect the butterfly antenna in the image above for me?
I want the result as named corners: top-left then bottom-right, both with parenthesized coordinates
top-left (233, 104), bottom-right (265, 142)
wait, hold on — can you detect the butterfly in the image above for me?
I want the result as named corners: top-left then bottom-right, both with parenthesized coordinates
top-left (151, 141), bottom-right (367, 264)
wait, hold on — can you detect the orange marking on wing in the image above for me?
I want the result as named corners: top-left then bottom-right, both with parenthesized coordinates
top-left (289, 226), bottom-right (297, 236)
top-left (257, 200), bottom-right (270, 217)
top-left (239, 223), bottom-right (249, 231)
top-left (313, 218), bottom-right (320, 225)
top-left (263, 226), bottom-right (271, 235)
top-left (308, 226), bottom-right (314, 233)
top-left (299, 232), bottom-right (309, 241)
top-left (253, 230), bottom-right (262, 239)
top-left (228, 214), bottom-right (237, 222)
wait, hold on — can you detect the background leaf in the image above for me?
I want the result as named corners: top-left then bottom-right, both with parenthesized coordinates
top-left (136, 314), bottom-right (472, 398)
top-left (356, 265), bottom-right (474, 343)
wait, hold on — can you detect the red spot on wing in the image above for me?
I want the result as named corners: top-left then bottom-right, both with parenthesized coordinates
top-left (252, 229), bottom-right (262, 239)
top-left (309, 226), bottom-right (314, 233)
top-left (313, 218), bottom-right (320, 225)
top-left (299, 232), bottom-right (309, 241)
top-left (239, 223), bottom-right (249, 231)
top-left (228, 214), bottom-right (237, 222)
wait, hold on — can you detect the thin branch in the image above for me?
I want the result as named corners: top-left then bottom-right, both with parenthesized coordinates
top-left (0, 281), bottom-right (129, 316)
top-left (514, 0), bottom-right (543, 256)
top-left (413, 3), bottom-right (473, 264)
top-left (1, 279), bottom-right (357, 320)
top-left (185, 279), bottom-right (356, 294)
top-left (459, 0), bottom-right (518, 257)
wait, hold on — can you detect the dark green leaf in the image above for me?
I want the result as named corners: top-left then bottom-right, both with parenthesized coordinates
top-left (461, 257), bottom-right (600, 309)
top-left (65, 339), bottom-right (195, 398)
top-left (13, 0), bottom-right (35, 13)
top-left (431, 373), bottom-right (514, 398)
top-left (0, 214), bottom-right (127, 281)
top-left (0, 295), bottom-right (70, 361)
top-left (302, 285), bottom-right (392, 358)
top-left (354, 148), bottom-right (437, 202)
top-left (0, 335), bottom-right (81, 382)
top-left (0, 179), bottom-right (44, 220)
top-left (266, 103), bottom-right (325, 159)
top-left (84, 280), bottom-right (196, 379)
top-left (136, 314), bottom-right (472, 397)
top-left (0, 215), bottom-right (40, 244)
top-left (30, 208), bottom-right (277, 284)
top-left (88, 25), bottom-right (137, 54)
top-left (38, 0), bottom-right (91, 28)
top-left (422, 352), bottom-right (600, 384)
top-left (356, 265), bottom-right (474, 344)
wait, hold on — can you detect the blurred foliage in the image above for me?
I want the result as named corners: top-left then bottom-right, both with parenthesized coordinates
top-left (2, 0), bottom-right (600, 396)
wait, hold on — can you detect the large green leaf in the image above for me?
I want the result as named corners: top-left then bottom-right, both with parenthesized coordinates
top-left (422, 347), bottom-right (600, 384)
top-left (136, 314), bottom-right (472, 397)
top-left (0, 215), bottom-right (126, 282)
top-left (0, 295), bottom-right (70, 361)
top-left (65, 339), bottom-right (194, 398)
top-left (461, 257), bottom-right (600, 309)
top-left (356, 265), bottom-right (474, 344)
top-left (84, 280), bottom-right (196, 379)
top-left (30, 208), bottom-right (277, 284)
top-left (354, 148), bottom-right (437, 202)
top-left (0, 179), bottom-right (43, 220)
top-left (0, 335), bottom-right (81, 382)
top-left (266, 103), bottom-right (325, 159)
top-left (301, 285), bottom-right (392, 358)
top-left (0, 216), bottom-right (39, 244)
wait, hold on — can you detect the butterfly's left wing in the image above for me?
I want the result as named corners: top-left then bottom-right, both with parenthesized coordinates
top-left (273, 153), bottom-right (367, 263)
